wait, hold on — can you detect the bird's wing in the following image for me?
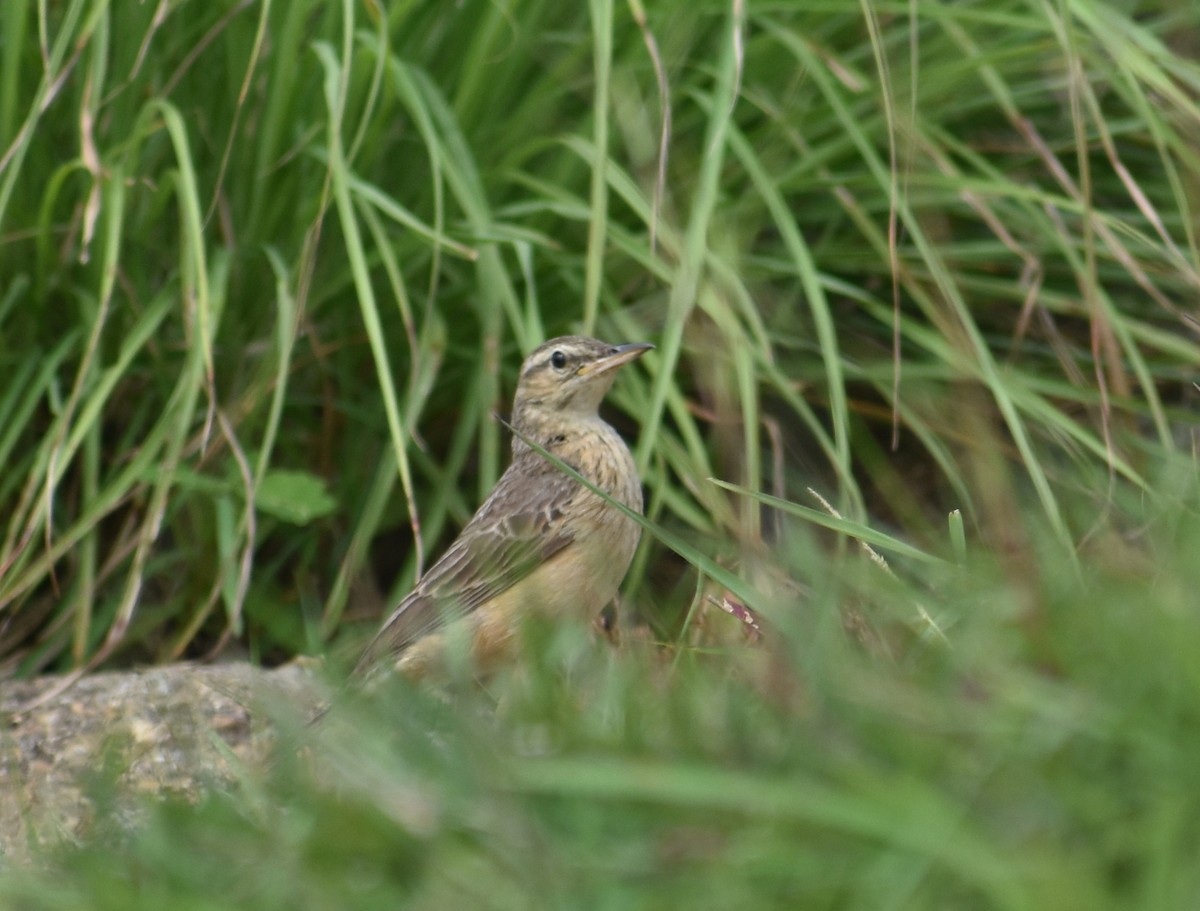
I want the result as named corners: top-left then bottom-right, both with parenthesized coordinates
top-left (353, 459), bottom-right (579, 674)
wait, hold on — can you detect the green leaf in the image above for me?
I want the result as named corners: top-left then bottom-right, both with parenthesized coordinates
top-left (255, 470), bottom-right (337, 526)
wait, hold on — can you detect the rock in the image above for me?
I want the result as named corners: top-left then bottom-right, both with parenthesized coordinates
top-left (0, 662), bottom-right (322, 864)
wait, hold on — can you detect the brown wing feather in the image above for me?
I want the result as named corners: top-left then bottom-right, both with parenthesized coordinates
top-left (353, 457), bottom-right (579, 674)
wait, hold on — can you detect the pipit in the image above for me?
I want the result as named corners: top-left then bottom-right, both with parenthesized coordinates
top-left (354, 335), bottom-right (653, 680)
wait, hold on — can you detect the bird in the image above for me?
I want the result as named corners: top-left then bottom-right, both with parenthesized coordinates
top-left (353, 335), bottom-right (653, 682)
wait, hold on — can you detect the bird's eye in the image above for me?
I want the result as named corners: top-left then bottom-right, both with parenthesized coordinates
top-left (550, 350), bottom-right (567, 370)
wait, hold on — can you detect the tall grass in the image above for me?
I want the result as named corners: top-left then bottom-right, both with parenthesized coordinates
top-left (1, 0), bottom-right (1199, 904)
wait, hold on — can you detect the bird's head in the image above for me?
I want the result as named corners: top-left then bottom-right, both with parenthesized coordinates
top-left (512, 336), bottom-right (653, 428)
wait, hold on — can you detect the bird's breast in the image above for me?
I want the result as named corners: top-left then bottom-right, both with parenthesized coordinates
top-left (562, 421), bottom-right (642, 515)
top-left (554, 421), bottom-right (643, 598)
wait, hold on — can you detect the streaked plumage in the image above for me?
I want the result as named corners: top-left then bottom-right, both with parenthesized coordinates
top-left (355, 336), bottom-right (652, 680)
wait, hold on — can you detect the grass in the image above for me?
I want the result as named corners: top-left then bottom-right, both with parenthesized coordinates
top-left (1, 0), bottom-right (1199, 906)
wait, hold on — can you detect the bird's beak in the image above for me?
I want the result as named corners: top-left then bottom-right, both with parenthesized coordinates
top-left (579, 342), bottom-right (655, 377)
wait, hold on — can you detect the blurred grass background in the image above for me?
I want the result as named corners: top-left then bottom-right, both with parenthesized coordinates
top-left (2, 0), bottom-right (1199, 906)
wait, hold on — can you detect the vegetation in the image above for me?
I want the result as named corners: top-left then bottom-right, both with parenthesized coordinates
top-left (1, 0), bottom-right (1198, 906)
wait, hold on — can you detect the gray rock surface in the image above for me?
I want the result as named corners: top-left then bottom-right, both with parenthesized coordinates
top-left (0, 662), bottom-right (322, 864)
